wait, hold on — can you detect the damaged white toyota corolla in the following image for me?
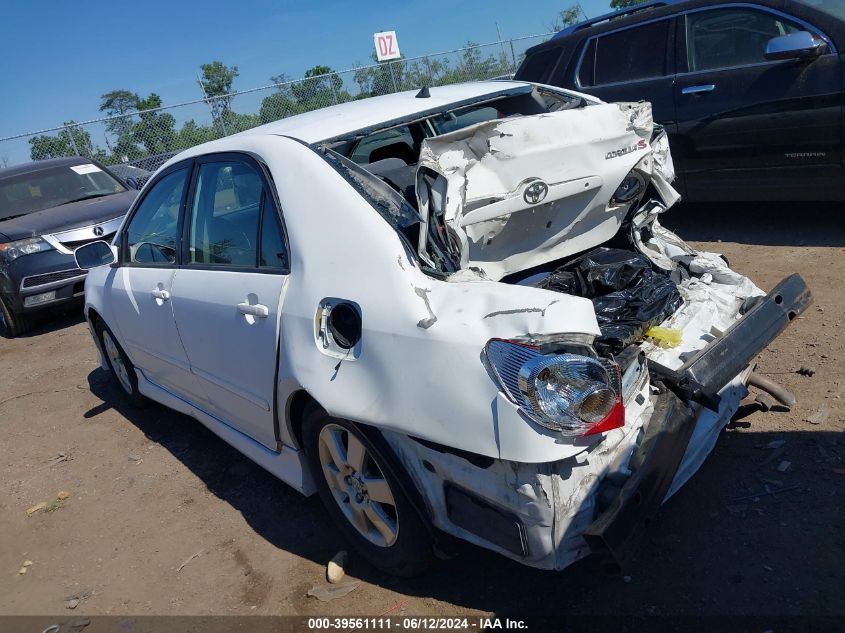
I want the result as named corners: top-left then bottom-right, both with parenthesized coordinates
top-left (74, 81), bottom-right (810, 575)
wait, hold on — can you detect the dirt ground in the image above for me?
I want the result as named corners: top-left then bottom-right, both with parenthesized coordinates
top-left (0, 202), bottom-right (843, 621)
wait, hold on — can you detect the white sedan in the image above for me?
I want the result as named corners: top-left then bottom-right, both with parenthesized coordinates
top-left (75, 81), bottom-right (809, 575)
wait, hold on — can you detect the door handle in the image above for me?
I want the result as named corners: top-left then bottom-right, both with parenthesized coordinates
top-left (237, 302), bottom-right (269, 318)
top-left (150, 288), bottom-right (170, 301)
top-left (681, 84), bottom-right (716, 95)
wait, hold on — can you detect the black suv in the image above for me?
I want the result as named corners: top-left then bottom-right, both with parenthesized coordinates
top-left (0, 157), bottom-right (137, 337)
top-left (515, 0), bottom-right (844, 202)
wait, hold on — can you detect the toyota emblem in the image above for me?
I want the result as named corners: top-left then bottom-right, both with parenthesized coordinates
top-left (93, 226), bottom-right (104, 237)
top-left (523, 180), bottom-right (549, 205)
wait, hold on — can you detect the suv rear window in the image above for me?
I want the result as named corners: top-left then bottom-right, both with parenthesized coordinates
top-left (580, 20), bottom-right (670, 86)
top-left (517, 47), bottom-right (564, 84)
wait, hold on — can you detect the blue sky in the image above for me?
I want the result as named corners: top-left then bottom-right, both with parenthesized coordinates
top-left (0, 0), bottom-right (612, 147)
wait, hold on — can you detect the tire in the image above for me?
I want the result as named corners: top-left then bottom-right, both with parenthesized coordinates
top-left (95, 320), bottom-right (149, 408)
top-left (302, 406), bottom-right (434, 576)
top-left (0, 297), bottom-right (33, 339)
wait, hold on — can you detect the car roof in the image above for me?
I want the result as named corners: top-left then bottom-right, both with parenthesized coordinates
top-left (0, 156), bottom-right (91, 180)
top-left (553, 0), bottom-right (687, 39)
top-left (234, 80), bottom-right (534, 145)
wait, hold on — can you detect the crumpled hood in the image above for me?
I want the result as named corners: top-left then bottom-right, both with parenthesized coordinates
top-left (0, 189), bottom-right (137, 241)
top-left (416, 102), bottom-right (660, 280)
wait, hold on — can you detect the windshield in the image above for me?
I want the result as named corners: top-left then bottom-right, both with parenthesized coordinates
top-left (800, 0), bottom-right (845, 21)
top-left (0, 163), bottom-right (126, 221)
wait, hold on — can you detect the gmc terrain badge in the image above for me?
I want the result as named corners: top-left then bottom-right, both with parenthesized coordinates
top-left (523, 180), bottom-right (549, 205)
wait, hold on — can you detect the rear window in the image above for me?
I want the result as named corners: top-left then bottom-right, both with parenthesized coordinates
top-left (581, 20), bottom-right (670, 86)
top-left (516, 47), bottom-right (565, 84)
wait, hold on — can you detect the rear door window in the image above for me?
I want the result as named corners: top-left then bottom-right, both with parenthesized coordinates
top-left (582, 20), bottom-right (671, 86)
top-left (685, 8), bottom-right (803, 72)
top-left (186, 160), bottom-right (283, 268)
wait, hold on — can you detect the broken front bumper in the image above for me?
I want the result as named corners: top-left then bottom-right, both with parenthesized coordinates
top-left (584, 274), bottom-right (811, 570)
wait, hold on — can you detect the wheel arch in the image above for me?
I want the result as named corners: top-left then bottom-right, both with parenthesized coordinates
top-left (284, 389), bottom-right (321, 450)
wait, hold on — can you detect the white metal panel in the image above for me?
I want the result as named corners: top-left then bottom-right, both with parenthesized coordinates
top-left (171, 269), bottom-right (287, 450)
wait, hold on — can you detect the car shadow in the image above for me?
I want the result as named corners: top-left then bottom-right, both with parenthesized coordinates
top-left (17, 306), bottom-right (85, 338)
top-left (661, 201), bottom-right (845, 247)
top-left (85, 368), bottom-right (843, 618)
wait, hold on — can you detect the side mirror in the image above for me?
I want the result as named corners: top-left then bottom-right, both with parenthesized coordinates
top-left (75, 240), bottom-right (117, 270)
top-left (765, 31), bottom-right (826, 61)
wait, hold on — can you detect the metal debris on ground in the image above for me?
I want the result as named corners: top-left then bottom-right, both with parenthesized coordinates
top-left (327, 550), bottom-right (348, 584)
top-left (776, 460), bottom-right (792, 473)
top-left (64, 589), bottom-right (92, 609)
top-left (176, 549), bottom-right (203, 572)
top-left (45, 451), bottom-right (71, 467)
top-left (754, 392), bottom-right (777, 412)
top-left (805, 405), bottom-right (829, 425)
top-left (306, 581), bottom-right (361, 602)
top-left (797, 366), bottom-right (816, 377)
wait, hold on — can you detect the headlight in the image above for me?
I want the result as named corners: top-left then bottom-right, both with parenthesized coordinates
top-left (0, 237), bottom-right (53, 262)
top-left (484, 339), bottom-right (624, 437)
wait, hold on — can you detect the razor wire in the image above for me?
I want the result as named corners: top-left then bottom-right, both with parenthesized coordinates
top-left (0, 35), bottom-right (551, 172)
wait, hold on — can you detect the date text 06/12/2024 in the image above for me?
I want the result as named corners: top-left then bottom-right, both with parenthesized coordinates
top-left (306, 617), bottom-right (528, 630)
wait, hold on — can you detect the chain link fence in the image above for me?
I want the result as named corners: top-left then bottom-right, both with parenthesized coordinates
top-left (0, 34), bottom-right (550, 174)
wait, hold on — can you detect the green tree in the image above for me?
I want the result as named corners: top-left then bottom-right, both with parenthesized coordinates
top-left (175, 120), bottom-right (218, 148)
top-left (610, 0), bottom-right (649, 9)
top-left (291, 65), bottom-right (349, 110)
top-left (259, 91), bottom-right (298, 124)
top-left (354, 53), bottom-right (409, 97)
top-left (550, 6), bottom-right (584, 32)
top-left (29, 122), bottom-right (95, 160)
top-left (100, 89), bottom-right (143, 162)
top-left (200, 61), bottom-right (240, 121)
top-left (133, 93), bottom-right (177, 155)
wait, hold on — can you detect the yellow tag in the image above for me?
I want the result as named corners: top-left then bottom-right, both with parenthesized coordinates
top-left (646, 326), bottom-right (682, 348)
top-left (29, 186), bottom-right (42, 197)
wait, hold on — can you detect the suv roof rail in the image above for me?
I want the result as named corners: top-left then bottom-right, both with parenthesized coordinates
top-left (554, 0), bottom-right (676, 38)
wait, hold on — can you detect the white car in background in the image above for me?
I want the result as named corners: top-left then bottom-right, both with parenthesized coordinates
top-left (74, 81), bottom-right (809, 575)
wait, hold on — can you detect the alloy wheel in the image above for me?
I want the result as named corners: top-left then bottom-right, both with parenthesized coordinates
top-left (317, 423), bottom-right (399, 547)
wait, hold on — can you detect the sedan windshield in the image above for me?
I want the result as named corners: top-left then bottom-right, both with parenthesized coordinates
top-left (0, 163), bottom-right (126, 221)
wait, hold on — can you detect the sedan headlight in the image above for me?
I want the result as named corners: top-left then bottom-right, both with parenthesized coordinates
top-left (484, 339), bottom-right (624, 437)
top-left (0, 237), bottom-right (53, 262)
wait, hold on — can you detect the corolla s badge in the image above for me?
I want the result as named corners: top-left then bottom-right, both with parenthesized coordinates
top-left (93, 226), bottom-right (104, 236)
top-left (523, 180), bottom-right (549, 205)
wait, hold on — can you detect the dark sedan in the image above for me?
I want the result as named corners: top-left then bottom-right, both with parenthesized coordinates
top-left (0, 157), bottom-right (137, 337)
